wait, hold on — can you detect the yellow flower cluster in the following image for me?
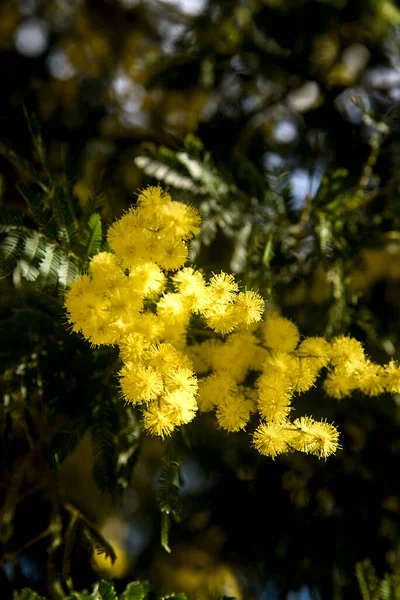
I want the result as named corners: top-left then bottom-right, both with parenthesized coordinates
top-left (64, 186), bottom-right (400, 459)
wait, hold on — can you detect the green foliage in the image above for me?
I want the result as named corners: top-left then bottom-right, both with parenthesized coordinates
top-left (156, 453), bottom-right (183, 553)
top-left (91, 398), bottom-right (119, 494)
top-left (0, 116), bottom-right (105, 289)
top-left (13, 590), bottom-right (47, 600)
top-left (356, 559), bottom-right (400, 600)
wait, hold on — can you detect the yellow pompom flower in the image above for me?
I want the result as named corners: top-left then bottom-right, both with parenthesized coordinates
top-left (134, 313), bottom-right (165, 342)
top-left (107, 287), bottom-right (143, 322)
top-left (287, 357), bottom-right (318, 393)
top-left (164, 367), bottom-right (198, 395)
top-left (146, 342), bottom-right (191, 375)
top-left (329, 335), bottom-right (365, 375)
top-left (232, 291), bottom-right (265, 326)
top-left (262, 350), bottom-right (294, 377)
top-left (155, 237), bottom-right (188, 271)
top-left (119, 333), bottom-right (150, 363)
top-left (203, 303), bottom-right (240, 335)
top-left (207, 272), bottom-right (239, 304)
top-left (160, 201), bottom-right (201, 239)
top-left (262, 317), bottom-right (300, 352)
top-left (252, 422), bottom-right (292, 458)
top-left (119, 362), bottom-right (164, 403)
top-left (355, 361), bottom-right (385, 396)
top-left (290, 417), bottom-right (340, 458)
top-left (323, 371), bottom-right (354, 399)
top-left (142, 402), bottom-right (175, 437)
top-left (136, 185), bottom-right (172, 210)
top-left (129, 262), bottom-right (166, 297)
top-left (296, 337), bottom-right (331, 369)
top-left (163, 390), bottom-right (198, 426)
top-left (172, 268), bottom-right (209, 312)
top-left (197, 373), bottom-right (237, 411)
top-left (157, 293), bottom-right (191, 325)
top-left (216, 392), bottom-right (252, 432)
top-left (383, 361), bottom-right (400, 393)
top-left (257, 372), bottom-right (293, 422)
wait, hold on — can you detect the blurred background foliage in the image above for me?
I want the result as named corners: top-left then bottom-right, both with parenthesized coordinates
top-left (3, 0), bottom-right (400, 599)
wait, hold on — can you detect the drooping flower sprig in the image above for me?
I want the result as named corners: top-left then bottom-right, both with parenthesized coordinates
top-left (64, 186), bottom-right (400, 459)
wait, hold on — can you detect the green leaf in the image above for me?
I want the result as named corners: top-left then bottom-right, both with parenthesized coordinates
top-left (156, 456), bottom-right (183, 552)
top-left (97, 579), bottom-right (117, 600)
top-left (47, 415), bottom-right (88, 469)
top-left (19, 231), bottom-right (46, 281)
top-left (91, 399), bottom-right (119, 494)
top-left (0, 205), bottom-right (24, 229)
top-left (16, 181), bottom-right (58, 239)
top-left (52, 185), bottom-right (79, 247)
top-left (69, 592), bottom-right (93, 600)
top-left (120, 581), bottom-right (150, 600)
top-left (262, 234), bottom-right (274, 269)
top-left (13, 590), bottom-right (46, 600)
top-left (37, 244), bottom-right (65, 288)
top-left (81, 520), bottom-right (116, 565)
top-left (0, 230), bottom-right (27, 276)
top-left (355, 559), bottom-right (380, 600)
top-left (58, 254), bottom-right (80, 288)
top-left (0, 143), bottom-right (49, 190)
top-left (79, 213), bottom-right (103, 261)
top-left (160, 594), bottom-right (188, 600)
top-left (23, 107), bottom-right (48, 173)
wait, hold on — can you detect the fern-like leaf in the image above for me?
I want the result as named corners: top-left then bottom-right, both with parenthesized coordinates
top-left (96, 580), bottom-right (117, 600)
top-left (12, 590), bottom-right (46, 600)
top-left (356, 559), bottom-right (381, 600)
top-left (91, 399), bottom-right (119, 494)
top-left (120, 581), bottom-right (150, 600)
top-left (16, 181), bottom-right (58, 240)
top-left (51, 185), bottom-right (79, 248)
top-left (79, 213), bottom-right (103, 261)
top-left (0, 230), bottom-right (27, 277)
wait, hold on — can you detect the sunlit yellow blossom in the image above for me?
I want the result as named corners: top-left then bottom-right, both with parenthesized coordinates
top-left (142, 402), bottom-right (175, 437)
top-left (296, 337), bottom-right (331, 369)
top-left (262, 317), bottom-right (300, 352)
top-left (355, 361), bottom-right (385, 396)
top-left (155, 237), bottom-right (188, 271)
top-left (119, 362), bottom-right (164, 403)
top-left (172, 268), bottom-right (209, 312)
top-left (129, 262), bottom-right (166, 297)
top-left (204, 303), bottom-right (240, 335)
top-left (262, 350), bottom-right (294, 377)
top-left (164, 367), bottom-right (198, 395)
top-left (157, 293), bottom-right (191, 325)
top-left (323, 371), bottom-right (354, 399)
top-left (134, 313), bottom-right (165, 341)
top-left (119, 333), bottom-right (150, 363)
top-left (252, 422), bottom-right (292, 458)
top-left (160, 201), bottom-right (201, 239)
top-left (207, 272), bottom-right (239, 304)
top-left (163, 390), bottom-right (198, 425)
top-left (83, 309), bottom-right (119, 346)
top-left (216, 392), bottom-right (252, 432)
top-left (329, 335), bottom-right (365, 375)
top-left (197, 373), bottom-right (237, 411)
top-left (232, 291), bottom-right (265, 326)
top-left (187, 339), bottom-right (223, 375)
top-left (383, 361), bottom-right (400, 394)
top-left (146, 342), bottom-right (191, 375)
top-left (107, 287), bottom-right (143, 321)
top-left (136, 185), bottom-right (171, 210)
top-left (257, 372), bottom-right (293, 422)
top-left (288, 357), bottom-right (318, 393)
top-left (161, 321), bottom-right (188, 349)
top-left (290, 417), bottom-right (340, 458)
